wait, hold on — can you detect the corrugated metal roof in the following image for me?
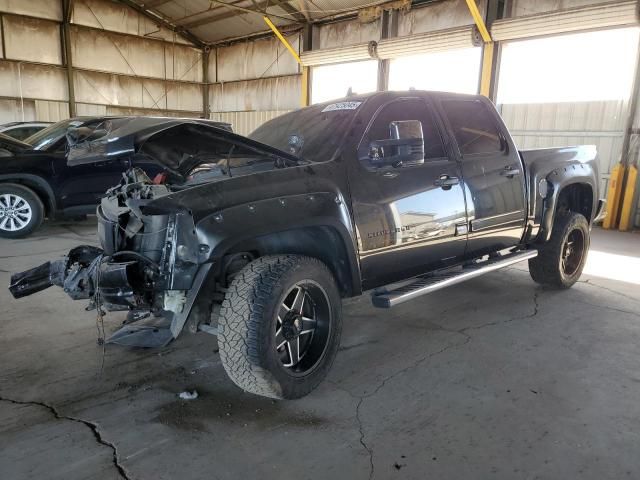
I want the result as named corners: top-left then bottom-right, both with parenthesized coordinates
top-left (123, 0), bottom-right (391, 44)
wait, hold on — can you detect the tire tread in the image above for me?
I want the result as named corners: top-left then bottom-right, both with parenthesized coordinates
top-left (218, 255), bottom-right (338, 399)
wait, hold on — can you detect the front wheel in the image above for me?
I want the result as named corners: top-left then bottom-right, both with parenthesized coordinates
top-left (0, 183), bottom-right (44, 238)
top-left (217, 255), bottom-right (342, 399)
top-left (529, 212), bottom-right (590, 289)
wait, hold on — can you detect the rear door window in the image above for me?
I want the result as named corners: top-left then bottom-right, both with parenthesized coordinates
top-left (443, 100), bottom-right (504, 155)
top-left (6, 127), bottom-right (39, 140)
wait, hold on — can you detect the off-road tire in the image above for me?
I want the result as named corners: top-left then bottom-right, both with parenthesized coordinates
top-left (529, 212), bottom-right (590, 289)
top-left (217, 255), bottom-right (342, 399)
top-left (0, 183), bottom-right (44, 239)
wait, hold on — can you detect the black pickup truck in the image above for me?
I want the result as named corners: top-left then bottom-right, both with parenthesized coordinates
top-left (9, 91), bottom-right (605, 399)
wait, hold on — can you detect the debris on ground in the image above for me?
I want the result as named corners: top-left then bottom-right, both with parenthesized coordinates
top-left (178, 390), bottom-right (199, 400)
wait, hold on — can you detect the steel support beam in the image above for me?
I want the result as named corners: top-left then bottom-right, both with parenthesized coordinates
top-left (202, 48), bottom-right (211, 119)
top-left (61, 0), bottom-right (76, 117)
top-left (117, 0), bottom-right (205, 47)
top-left (466, 0), bottom-right (502, 100)
top-left (617, 34), bottom-right (640, 230)
top-left (377, 9), bottom-right (398, 92)
top-left (301, 24), bottom-right (312, 106)
top-left (182, 0), bottom-right (299, 29)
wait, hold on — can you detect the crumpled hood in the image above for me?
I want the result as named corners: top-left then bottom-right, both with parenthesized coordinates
top-left (66, 117), bottom-right (297, 176)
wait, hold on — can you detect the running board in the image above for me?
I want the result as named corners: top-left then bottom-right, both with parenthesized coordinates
top-left (371, 250), bottom-right (538, 309)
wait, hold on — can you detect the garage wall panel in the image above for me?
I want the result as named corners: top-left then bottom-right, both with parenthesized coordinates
top-left (72, 0), bottom-right (191, 44)
top-left (35, 100), bottom-right (69, 122)
top-left (71, 26), bottom-right (167, 79)
top-left (397, 0), bottom-right (486, 36)
top-left (209, 75), bottom-right (301, 112)
top-left (0, 61), bottom-right (67, 101)
top-left (76, 102), bottom-right (107, 116)
top-left (3, 16), bottom-right (62, 65)
top-left (74, 70), bottom-right (202, 112)
top-left (216, 35), bottom-right (299, 82)
top-left (318, 18), bottom-right (380, 49)
top-left (493, 1), bottom-right (639, 41)
top-left (0, 98), bottom-right (35, 123)
top-left (210, 110), bottom-right (292, 136)
top-left (74, 70), bottom-right (162, 109)
top-left (0, 0), bottom-right (61, 21)
top-left (166, 81), bottom-right (203, 112)
top-left (510, 0), bottom-right (627, 17)
top-left (105, 106), bottom-right (201, 117)
top-left (164, 44), bottom-right (203, 83)
top-left (500, 100), bottom-right (628, 199)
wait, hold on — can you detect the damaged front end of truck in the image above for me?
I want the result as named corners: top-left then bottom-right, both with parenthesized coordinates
top-left (8, 117), bottom-right (303, 348)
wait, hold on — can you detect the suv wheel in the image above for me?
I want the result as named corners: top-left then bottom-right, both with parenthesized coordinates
top-left (217, 255), bottom-right (342, 399)
top-left (0, 183), bottom-right (44, 239)
top-left (529, 211), bottom-right (590, 289)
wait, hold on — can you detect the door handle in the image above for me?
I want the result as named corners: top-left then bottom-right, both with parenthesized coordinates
top-left (434, 174), bottom-right (460, 189)
top-left (500, 166), bottom-right (521, 178)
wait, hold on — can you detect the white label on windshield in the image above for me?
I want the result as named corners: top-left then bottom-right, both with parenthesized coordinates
top-left (321, 101), bottom-right (362, 112)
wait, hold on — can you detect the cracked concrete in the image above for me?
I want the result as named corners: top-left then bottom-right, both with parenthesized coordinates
top-left (1, 221), bottom-right (640, 480)
top-left (339, 288), bottom-right (540, 480)
top-left (0, 397), bottom-right (130, 480)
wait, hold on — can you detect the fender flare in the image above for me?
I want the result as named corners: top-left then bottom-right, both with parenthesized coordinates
top-left (199, 192), bottom-right (362, 296)
top-left (540, 176), bottom-right (596, 242)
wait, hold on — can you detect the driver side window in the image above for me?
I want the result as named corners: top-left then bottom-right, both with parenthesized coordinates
top-left (362, 99), bottom-right (446, 162)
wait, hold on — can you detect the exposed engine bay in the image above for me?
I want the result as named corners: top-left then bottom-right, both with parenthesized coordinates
top-left (8, 118), bottom-right (304, 348)
top-left (9, 168), bottom-right (211, 348)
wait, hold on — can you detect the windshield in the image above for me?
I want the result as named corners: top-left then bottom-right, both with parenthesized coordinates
top-left (25, 119), bottom-right (90, 150)
top-left (248, 100), bottom-right (364, 163)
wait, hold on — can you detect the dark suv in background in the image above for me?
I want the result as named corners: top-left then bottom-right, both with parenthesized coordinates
top-left (0, 116), bottom-right (229, 238)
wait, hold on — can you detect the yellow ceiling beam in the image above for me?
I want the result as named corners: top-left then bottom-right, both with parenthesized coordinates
top-left (263, 16), bottom-right (302, 64)
top-left (465, 0), bottom-right (492, 43)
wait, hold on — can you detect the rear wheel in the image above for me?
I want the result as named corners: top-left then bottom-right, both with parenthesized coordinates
top-left (529, 211), bottom-right (589, 289)
top-left (217, 255), bottom-right (342, 399)
top-left (0, 183), bottom-right (44, 238)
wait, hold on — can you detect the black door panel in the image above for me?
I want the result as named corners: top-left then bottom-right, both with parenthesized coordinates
top-left (348, 97), bottom-right (468, 290)
top-left (438, 97), bottom-right (527, 258)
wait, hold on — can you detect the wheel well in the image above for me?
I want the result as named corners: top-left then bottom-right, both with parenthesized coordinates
top-left (556, 183), bottom-right (593, 222)
top-left (0, 179), bottom-right (53, 217)
top-left (222, 226), bottom-right (358, 298)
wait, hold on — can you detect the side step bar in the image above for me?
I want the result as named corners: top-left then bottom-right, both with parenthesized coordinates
top-left (372, 250), bottom-right (538, 309)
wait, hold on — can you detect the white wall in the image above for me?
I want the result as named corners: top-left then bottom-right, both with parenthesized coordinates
top-left (208, 33), bottom-right (301, 133)
top-left (0, 0), bottom-right (205, 123)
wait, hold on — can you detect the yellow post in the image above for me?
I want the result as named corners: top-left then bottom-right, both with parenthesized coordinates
top-left (465, 0), bottom-right (493, 98)
top-left (618, 164), bottom-right (638, 231)
top-left (480, 41), bottom-right (494, 97)
top-left (603, 164), bottom-right (626, 229)
top-left (300, 66), bottom-right (309, 107)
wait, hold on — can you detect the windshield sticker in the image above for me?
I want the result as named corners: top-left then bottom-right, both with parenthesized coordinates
top-left (321, 101), bottom-right (362, 112)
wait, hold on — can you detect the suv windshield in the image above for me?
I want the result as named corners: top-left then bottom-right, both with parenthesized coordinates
top-left (248, 100), bottom-right (365, 163)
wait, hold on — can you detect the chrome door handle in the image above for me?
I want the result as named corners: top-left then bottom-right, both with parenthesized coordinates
top-left (434, 175), bottom-right (460, 189)
top-left (500, 166), bottom-right (521, 178)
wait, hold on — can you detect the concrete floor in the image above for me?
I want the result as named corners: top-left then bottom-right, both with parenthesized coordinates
top-left (1, 220), bottom-right (639, 480)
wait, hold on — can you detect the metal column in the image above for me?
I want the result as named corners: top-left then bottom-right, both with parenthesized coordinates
top-left (61, 0), bottom-right (76, 117)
